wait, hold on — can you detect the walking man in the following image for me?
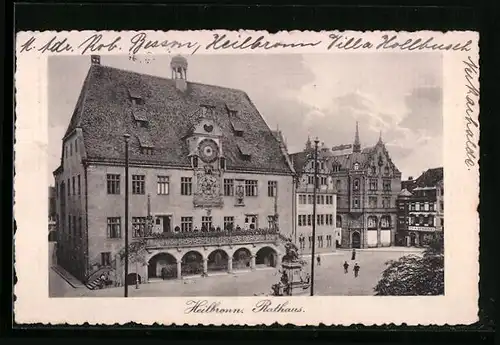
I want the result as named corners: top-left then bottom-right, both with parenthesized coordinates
top-left (353, 263), bottom-right (360, 278)
top-left (351, 248), bottom-right (356, 260)
top-left (316, 255), bottom-right (321, 266)
top-left (343, 261), bottom-right (349, 274)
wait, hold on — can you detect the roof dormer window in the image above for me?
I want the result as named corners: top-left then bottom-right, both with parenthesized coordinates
top-left (237, 143), bottom-right (252, 161)
top-left (353, 162), bottom-right (360, 170)
top-left (128, 89), bottom-right (145, 105)
top-left (231, 119), bottom-right (244, 137)
top-left (200, 104), bottom-right (215, 116)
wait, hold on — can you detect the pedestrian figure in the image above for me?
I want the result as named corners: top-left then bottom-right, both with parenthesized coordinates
top-left (351, 248), bottom-right (356, 260)
top-left (353, 263), bottom-right (360, 278)
top-left (161, 267), bottom-right (167, 280)
top-left (317, 255), bottom-right (321, 266)
top-left (343, 261), bottom-right (349, 274)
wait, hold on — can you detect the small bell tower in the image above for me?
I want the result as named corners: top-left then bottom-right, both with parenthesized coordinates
top-left (170, 55), bottom-right (188, 92)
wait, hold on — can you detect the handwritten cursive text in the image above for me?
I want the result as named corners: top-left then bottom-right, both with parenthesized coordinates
top-left (463, 56), bottom-right (479, 169)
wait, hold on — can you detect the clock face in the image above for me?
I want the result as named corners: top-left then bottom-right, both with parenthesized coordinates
top-left (198, 139), bottom-right (219, 163)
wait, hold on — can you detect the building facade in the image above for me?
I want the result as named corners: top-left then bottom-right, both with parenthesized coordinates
top-left (396, 167), bottom-right (444, 246)
top-left (290, 141), bottom-right (339, 254)
top-left (290, 124), bottom-right (401, 249)
top-left (53, 55), bottom-right (295, 285)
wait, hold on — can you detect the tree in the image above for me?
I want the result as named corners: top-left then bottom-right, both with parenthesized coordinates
top-left (374, 233), bottom-right (444, 296)
top-left (118, 239), bottom-right (148, 266)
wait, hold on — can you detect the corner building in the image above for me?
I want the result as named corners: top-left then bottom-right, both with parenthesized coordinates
top-left (53, 55), bottom-right (294, 286)
top-left (290, 123), bottom-right (402, 249)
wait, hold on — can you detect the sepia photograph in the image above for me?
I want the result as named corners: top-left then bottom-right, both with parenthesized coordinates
top-left (47, 52), bottom-right (444, 298)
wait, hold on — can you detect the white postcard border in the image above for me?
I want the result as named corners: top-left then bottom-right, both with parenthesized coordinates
top-left (14, 30), bottom-right (480, 326)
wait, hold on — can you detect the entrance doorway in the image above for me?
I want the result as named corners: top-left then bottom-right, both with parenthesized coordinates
top-left (156, 215), bottom-right (172, 233)
top-left (410, 232), bottom-right (417, 246)
top-left (352, 231), bottom-right (361, 249)
top-left (148, 253), bottom-right (177, 280)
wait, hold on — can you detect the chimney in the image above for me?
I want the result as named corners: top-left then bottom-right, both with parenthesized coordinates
top-left (91, 55), bottom-right (101, 65)
top-left (408, 176), bottom-right (413, 181)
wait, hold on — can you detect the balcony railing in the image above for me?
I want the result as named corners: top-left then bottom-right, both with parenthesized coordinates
top-left (142, 228), bottom-right (281, 249)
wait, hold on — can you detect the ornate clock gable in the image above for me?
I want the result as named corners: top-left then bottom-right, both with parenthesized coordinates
top-left (187, 118), bottom-right (223, 159)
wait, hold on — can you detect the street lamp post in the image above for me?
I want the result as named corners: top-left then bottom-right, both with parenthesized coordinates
top-left (310, 138), bottom-right (319, 296)
top-left (124, 134), bottom-right (130, 298)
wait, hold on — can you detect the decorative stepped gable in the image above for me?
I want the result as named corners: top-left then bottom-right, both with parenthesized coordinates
top-left (61, 56), bottom-right (293, 175)
top-left (289, 124), bottom-right (401, 177)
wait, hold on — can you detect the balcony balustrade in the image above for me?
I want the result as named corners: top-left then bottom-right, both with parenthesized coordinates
top-left (141, 228), bottom-right (281, 249)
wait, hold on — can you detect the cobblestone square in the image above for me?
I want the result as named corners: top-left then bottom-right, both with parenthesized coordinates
top-left (51, 248), bottom-right (423, 297)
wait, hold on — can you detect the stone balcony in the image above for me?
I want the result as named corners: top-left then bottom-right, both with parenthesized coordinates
top-left (142, 228), bottom-right (282, 249)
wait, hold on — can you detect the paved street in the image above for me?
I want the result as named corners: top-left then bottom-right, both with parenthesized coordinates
top-left (51, 248), bottom-right (423, 297)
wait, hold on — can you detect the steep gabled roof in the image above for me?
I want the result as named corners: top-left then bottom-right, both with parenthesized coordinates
top-left (63, 63), bottom-right (293, 174)
top-left (415, 167), bottom-right (443, 187)
top-left (290, 140), bottom-right (401, 175)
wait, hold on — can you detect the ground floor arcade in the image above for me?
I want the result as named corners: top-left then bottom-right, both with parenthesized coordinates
top-left (122, 244), bottom-right (282, 285)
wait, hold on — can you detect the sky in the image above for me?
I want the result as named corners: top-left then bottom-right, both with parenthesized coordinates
top-left (48, 53), bottom-right (443, 186)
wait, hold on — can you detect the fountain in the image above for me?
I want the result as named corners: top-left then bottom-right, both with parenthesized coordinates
top-left (271, 240), bottom-right (310, 296)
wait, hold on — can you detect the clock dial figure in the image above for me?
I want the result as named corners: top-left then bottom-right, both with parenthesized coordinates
top-left (198, 139), bottom-right (219, 163)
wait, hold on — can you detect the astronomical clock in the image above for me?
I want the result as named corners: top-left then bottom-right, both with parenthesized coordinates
top-left (188, 119), bottom-right (224, 208)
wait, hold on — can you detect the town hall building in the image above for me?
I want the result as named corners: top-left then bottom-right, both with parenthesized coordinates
top-left (53, 55), bottom-right (295, 288)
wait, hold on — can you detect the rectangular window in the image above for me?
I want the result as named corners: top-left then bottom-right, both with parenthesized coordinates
top-left (244, 215), bottom-right (258, 230)
top-left (101, 252), bottom-right (111, 266)
top-left (369, 179), bottom-right (378, 191)
top-left (132, 217), bottom-right (146, 237)
top-left (307, 176), bottom-right (314, 185)
top-left (181, 217), bottom-right (193, 232)
top-left (77, 175), bottom-right (81, 195)
top-left (415, 203), bottom-right (420, 211)
top-left (75, 140), bottom-right (78, 153)
top-left (107, 217), bottom-right (121, 238)
top-left (299, 195), bottom-right (306, 204)
top-left (424, 203), bottom-right (429, 211)
top-left (329, 214), bottom-right (333, 225)
top-left (70, 142), bottom-right (73, 156)
top-left (268, 215), bottom-right (274, 228)
top-left (132, 175), bottom-right (145, 194)
top-left (268, 181), bottom-right (277, 197)
top-left (72, 176), bottom-right (75, 195)
top-left (181, 177), bottom-right (193, 196)
top-left (369, 196), bottom-right (377, 208)
top-left (202, 216), bottom-right (212, 230)
top-left (382, 197), bottom-right (391, 208)
top-left (245, 180), bottom-right (258, 197)
top-left (224, 179), bottom-right (234, 196)
top-left (410, 203), bottom-right (416, 211)
top-left (78, 217), bottom-right (82, 239)
top-left (68, 215), bottom-right (72, 237)
top-left (429, 203), bottom-right (435, 211)
top-left (298, 215), bottom-right (307, 226)
top-left (383, 179), bottom-right (391, 191)
top-left (307, 214), bottom-right (312, 226)
top-left (224, 216), bottom-right (234, 231)
top-left (308, 195), bottom-right (314, 204)
top-left (353, 198), bottom-right (360, 208)
top-left (320, 177), bottom-right (327, 185)
top-left (156, 176), bottom-right (170, 195)
top-left (106, 174), bottom-right (120, 195)
top-left (335, 179), bottom-right (341, 190)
